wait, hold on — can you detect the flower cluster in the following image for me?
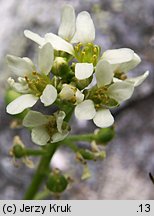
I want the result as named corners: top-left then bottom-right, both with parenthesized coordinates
top-left (6, 5), bottom-right (149, 145)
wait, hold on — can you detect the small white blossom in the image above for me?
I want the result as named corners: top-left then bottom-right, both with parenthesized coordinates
top-left (23, 111), bottom-right (69, 145)
top-left (75, 100), bottom-right (114, 128)
top-left (6, 43), bottom-right (57, 114)
top-left (102, 48), bottom-right (141, 73)
top-left (59, 84), bottom-right (84, 104)
top-left (24, 5), bottom-right (95, 55)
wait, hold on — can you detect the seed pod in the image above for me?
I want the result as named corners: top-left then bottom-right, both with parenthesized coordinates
top-left (46, 172), bottom-right (68, 193)
top-left (12, 144), bottom-right (25, 158)
top-left (79, 149), bottom-right (95, 160)
top-left (96, 127), bottom-right (115, 144)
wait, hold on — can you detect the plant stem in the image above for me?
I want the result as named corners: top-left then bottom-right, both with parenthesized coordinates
top-left (65, 134), bottom-right (96, 142)
top-left (24, 143), bottom-right (59, 200)
top-left (24, 148), bottom-right (46, 157)
top-left (34, 189), bottom-right (50, 200)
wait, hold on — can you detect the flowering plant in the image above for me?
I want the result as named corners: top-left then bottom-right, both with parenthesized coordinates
top-left (6, 5), bottom-right (149, 199)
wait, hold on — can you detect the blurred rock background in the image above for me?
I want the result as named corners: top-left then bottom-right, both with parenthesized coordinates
top-left (0, 0), bottom-right (154, 199)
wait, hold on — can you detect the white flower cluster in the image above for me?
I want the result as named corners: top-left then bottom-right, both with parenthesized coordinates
top-left (6, 5), bottom-right (149, 145)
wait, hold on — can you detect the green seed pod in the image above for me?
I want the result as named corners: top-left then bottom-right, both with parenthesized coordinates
top-left (12, 144), bottom-right (25, 158)
top-left (46, 172), bottom-right (68, 193)
top-left (79, 149), bottom-right (95, 160)
top-left (96, 127), bottom-right (115, 144)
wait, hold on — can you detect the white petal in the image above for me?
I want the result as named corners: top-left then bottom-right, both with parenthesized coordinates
top-left (118, 53), bottom-right (141, 72)
top-left (108, 81), bottom-right (134, 103)
top-left (7, 77), bottom-right (29, 94)
top-left (93, 109), bottom-right (114, 128)
top-left (58, 5), bottom-right (76, 41)
top-left (38, 43), bottom-right (54, 75)
top-left (6, 94), bottom-right (38, 115)
top-left (75, 89), bottom-right (84, 104)
top-left (95, 60), bottom-right (113, 87)
top-left (102, 48), bottom-right (134, 64)
top-left (55, 111), bottom-right (66, 133)
top-left (24, 30), bottom-right (45, 45)
top-left (126, 71), bottom-right (149, 87)
top-left (40, 84), bottom-right (57, 106)
top-left (23, 111), bottom-right (48, 127)
top-left (75, 63), bottom-right (93, 80)
top-left (32, 126), bottom-right (50, 146)
top-left (51, 131), bottom-right (69, 143)
top-left (6, 55), bottom-right (35, 77)
top-left (71, 11), bottom-right (95, 44)
top-left (75, 99), bottom-right (96, 120)
top-left (45, 33), bottom-right (74, 55)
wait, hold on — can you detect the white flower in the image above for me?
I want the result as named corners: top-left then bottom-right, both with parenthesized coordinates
top-left (75, 100), bottom-right (114, 128)
top-left (95, 59), bottom-right (135, 102)
top-left (75, 59), bottom-right (135, 128)
top-left (6, 43), bottom-right (57, 115)
top-left (23, 111), bottom-right (69, 145)
top-left (102, 48), bottom-right (141, 73)
top-left (24, 5), bottom-right (95, 55)
top-left (59, 84), bottom-right (84, 104)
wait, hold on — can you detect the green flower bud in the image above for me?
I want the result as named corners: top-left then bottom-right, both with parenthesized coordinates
top-left (52, 57), bottom-right (70, 77)
top-left (46, 171), bottom-right (68, 193)
top-left (73, 76), bottom-right (93, 90)
top-left (95, 127), bottom-right (115, 144)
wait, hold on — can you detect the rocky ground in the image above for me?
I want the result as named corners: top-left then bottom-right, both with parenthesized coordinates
top-left (0, 0), bottom-right (154, 199)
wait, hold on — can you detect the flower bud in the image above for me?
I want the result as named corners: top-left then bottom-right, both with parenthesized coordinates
top-left (95, 127), bottom-right (115, 144)
top-left (73, 76), bottom-right (93, 90)
top-left (46, 170), bottom-right (68, 193)
top-left (52, 57), bottom-right (70, 77)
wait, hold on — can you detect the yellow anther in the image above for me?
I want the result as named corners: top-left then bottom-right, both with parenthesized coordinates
top-left (93, 47), bottom-right (98, 53)
top-left (82, 51), bottom-right (86, 56)
top-left (93, 54), bottom-right (97, 59)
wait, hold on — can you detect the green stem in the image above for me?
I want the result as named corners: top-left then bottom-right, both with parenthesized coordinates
top-left (65, 134), bottom-right (96, 142)
top-left (34, 189), bottom-right (50, 200)
top-left (24, 143), bottom-right (59, 200)
top-left (24, 148), bottom-right (46, 157)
